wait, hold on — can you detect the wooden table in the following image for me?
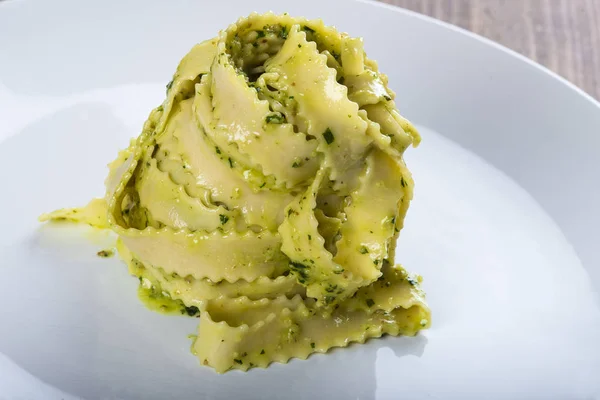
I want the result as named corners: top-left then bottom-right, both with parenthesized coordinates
top-left (379, 0), bottom-right (600, 100)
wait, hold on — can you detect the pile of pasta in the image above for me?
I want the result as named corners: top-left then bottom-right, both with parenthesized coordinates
top-left (42, 13), bottom-right (431, 373)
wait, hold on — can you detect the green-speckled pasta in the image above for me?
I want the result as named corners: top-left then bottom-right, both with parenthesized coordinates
top-left (40, 12), bottom-right (430, 373)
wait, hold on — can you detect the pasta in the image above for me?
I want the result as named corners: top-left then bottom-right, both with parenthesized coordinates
top-left (40, 12), bottom-right (430, 373)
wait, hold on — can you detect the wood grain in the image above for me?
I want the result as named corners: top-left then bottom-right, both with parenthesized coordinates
top-left (378, 0), bottom-right (600, 100)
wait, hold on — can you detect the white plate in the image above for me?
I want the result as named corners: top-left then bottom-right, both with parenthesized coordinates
top-left (1, 1), bottom-right (599, 399)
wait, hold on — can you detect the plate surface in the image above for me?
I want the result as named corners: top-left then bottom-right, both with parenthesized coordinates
top-left (1, 1), bottom-right (599, 399)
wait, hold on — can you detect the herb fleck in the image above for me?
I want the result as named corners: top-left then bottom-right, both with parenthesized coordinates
top-left (215, 146), bottom-right (221, 155)
top-left (322, 128), bottom-right (335, 145)
top-left (228, 157), bottom-right (234, 168)
top-left (400, 177), bottom-right (407, 187)
top-left (182, 305), bottom-right (200, 316)
top-left (234, 359), bottom-right (243, 365)
top-left (310, 342), bottom-right (315, 349)
top-left (97, 249), bottom-right (114, 258)
top-left (266, 113), bottom-right (286, 124)
top-left (359, 246), bottom-right (369, 254)
top-left (280, 26), bottom-right (288, 39)
top-left (366, 298), bottom-right (375, 307)
top-left (260, 349), bottom-right (265, 355)
top-left (219, 214), bottom-right (229, 225)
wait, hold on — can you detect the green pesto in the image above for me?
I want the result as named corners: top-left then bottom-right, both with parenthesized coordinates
top-left (97, 249), bottom-right (114, 258)
top-left (138, 282), bottom-right (187, 316)
top-left (266, 113), bottom-right (286, 124)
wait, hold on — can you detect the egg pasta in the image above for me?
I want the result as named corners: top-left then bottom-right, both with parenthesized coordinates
top-left (40, 12), bottom-right (430, 373)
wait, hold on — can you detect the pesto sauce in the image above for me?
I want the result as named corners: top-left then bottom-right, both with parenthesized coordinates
top-left (132, 259), bottom-right (200, 317)
top-left (137, 283), bottom-right (186, 315)
top-left (97, 249), bottom-right (114, 258)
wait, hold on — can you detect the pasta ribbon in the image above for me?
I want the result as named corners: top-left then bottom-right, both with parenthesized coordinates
top-left (40, 12), bottom-right (430, 373)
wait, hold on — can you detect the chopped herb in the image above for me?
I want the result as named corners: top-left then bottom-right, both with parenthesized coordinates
top-left (400, 177), bottom-right (407, 187)
top-left (298, 44), bottom-right (302, 48)
top-left (97, 249), bottom-right (114, 258)
top-left (228, 157), bottom-right (234, 168)
top-left (290, 261), bottom-right (309, 270)
top-left (241, 352), bottom-right (247, 357)
top-left (303, 25), bottom-right (315, 34)
top-left (219, 214), bottom-right (229, 225)
top-left (234, 359), bottom-right (243, 365)
top-left (289, 96), bottom-right (294, 99)
top-left (310, 342), bottom-right (315, 349)
top-left (383, 95), bottom-right (392, 101)
top-left (182, 305), bottom-right (200, 316)
top-left (260, 349), bottom-right (265, 354)
top-left (256, 30), bottom-right (265, 38)
top-left (215, 146), bottom-right (221, 154)
top-left (373, 259), bottom-right (380, 266)
top-left (292, 161), bottom-right (300, 168)
top-left (324, 295), bottom-right (335, 305)
top-left (290, 261), bottom-right (310, 281)
top-left (166, 79), bottom-right (173, 93)
top-left (359, 246), bottom-right (369, 254)
top-left (366, 298), bottom-right (375, 307)
top-left (259, 182), bottom-right (266, 188)
top-left (280, 25), bottom-right (288, 39)
top-left (308, 234), bottom-right (312, 240)
top-left (322, 128), bottom-right (335, 145)
top-left (325, 284), bottom-right (338, 293)
top-left (266, 113), bottom-right (286, 124)
top-left (407, 277), bottom-right (417, 286)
